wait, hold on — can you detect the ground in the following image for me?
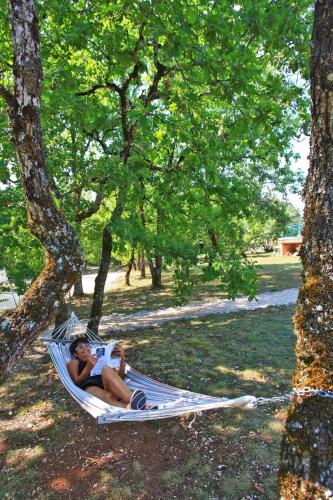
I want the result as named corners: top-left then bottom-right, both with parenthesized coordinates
top-left (0, 254), bottom-right (301, 499)
top-left (73, 253), bottom-right (302, 318)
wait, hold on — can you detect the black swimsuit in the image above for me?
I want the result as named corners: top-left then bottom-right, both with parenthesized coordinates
top-left (77, 360), bottom-right (104, 391)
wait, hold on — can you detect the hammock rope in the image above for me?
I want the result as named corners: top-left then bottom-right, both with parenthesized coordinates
top-left (42, 313), bottom-right (333, 425)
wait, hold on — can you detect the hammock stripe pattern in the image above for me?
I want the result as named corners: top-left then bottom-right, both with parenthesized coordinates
top-left (45, 314), bottom-right (257, 424)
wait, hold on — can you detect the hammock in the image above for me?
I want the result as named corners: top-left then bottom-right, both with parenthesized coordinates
top-left (43, 313), bottom-right (257, 424)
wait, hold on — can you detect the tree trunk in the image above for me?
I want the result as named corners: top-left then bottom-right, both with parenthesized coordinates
top-left (0, 0), bottom-right (83, 381)
top-left (87, 226), bottom-right (112, 334)
top-left (279, 1), bottom-right (333, 497)
top-left (208, 228), bottom-right (218, 251)
top-left (208, 229), bottom-right (218, 268)
top-left (88, 195), bottom-right (126, 333)
top-left (125, 246), bottom-right (135, 286)
top-left (54, 298), bottom-right (71, 332)
top-left (148, 255), bottom-right (163, 288)
top-left (73, 273), bottom-right (84, 297)
top-left (140, 250), bottom-right (146, 278)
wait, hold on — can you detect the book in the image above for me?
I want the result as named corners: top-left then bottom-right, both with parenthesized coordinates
top-left (90, 342), bottom-right (121, 376)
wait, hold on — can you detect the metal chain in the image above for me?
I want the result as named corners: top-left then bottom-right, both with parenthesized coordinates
top-left (294, 387), bottom-right (333, 399)
top-left (254, 387), bottom-right (333, 407)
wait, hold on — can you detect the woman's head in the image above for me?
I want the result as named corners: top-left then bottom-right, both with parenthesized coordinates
top-left (70, 337), bottom-right (90, 358)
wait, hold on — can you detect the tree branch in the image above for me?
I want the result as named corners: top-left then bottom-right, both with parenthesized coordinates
top-left (76, 189), bottom-right (104, 222)
top-left (76, 81), bottom-right (121, 97)
top-left (83, 128), bottom-right (119, 157)
top-left (132, 143), bottom-right (183, 174)
top-left (141, 41), bottom-right (176, 106)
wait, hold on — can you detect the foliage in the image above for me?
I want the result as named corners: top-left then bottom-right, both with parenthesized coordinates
top-left (243, 197), bottom-right (296, 252)
top-left (0, 185), bottom-right (44, 295)
top-left (0, 0), bottom-right (313, 300)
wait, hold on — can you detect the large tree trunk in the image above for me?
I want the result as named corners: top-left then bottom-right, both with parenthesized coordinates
top-left (87, 226), bottom-right (112, 334)
top-left (279, 1), bottom-right (333, 497)
top-left (0, 0), bottom-right (83, 381)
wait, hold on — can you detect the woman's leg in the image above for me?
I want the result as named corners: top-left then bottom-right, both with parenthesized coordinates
top-left (101, 366), bottom-right (132, 403)
top-left (85, 386), bottom-right (127, 408)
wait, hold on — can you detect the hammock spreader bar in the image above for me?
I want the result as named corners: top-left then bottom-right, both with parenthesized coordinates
top-left (44, 313), bottom-right (257, 424)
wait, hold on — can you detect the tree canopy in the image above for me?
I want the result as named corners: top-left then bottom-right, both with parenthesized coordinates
top-left (1, 0), bottom-right (312, 302)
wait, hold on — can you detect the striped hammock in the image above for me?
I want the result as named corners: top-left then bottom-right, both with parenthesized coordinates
top-left (44, 313), bottom-right (257, 424)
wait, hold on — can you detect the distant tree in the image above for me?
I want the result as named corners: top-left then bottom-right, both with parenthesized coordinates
top-left (285, 202), bottom-right (303, 224)
top-left (243, 197), bottom-right (294, 252)
top-left (279, 1), bottom-right (333, 496)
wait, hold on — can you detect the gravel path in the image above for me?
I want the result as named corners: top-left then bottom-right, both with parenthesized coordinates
top-left (99, 288), bottom-right (299, 333)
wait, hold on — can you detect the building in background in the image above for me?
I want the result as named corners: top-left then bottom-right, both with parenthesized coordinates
top-left (278, 224), bottom-right (303, 256)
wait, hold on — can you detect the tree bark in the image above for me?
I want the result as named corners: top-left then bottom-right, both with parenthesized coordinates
top-left (88, 194), bottom-right (126, 333)
top-left (73, 273), bottom-right (84, 297)
top-left (87, 225), bottom-right (112, 334)
top-left (208, 228), bottom-right (218, 251)
top-left (0, 0), bottom-right (83, 380)
top-left (148, 255), bottom-right (163, 288)
top-left (139, 250), bottom-right (146, 278)
top-left (125, 246), bottom-right (135, 286)
top-left (54, 297), bottom-right (71, 331)
top-left (279, 1), bottom-right (333, 497)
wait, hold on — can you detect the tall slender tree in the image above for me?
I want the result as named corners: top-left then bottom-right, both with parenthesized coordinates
top-left (0, 0), bottom-right (83, 380)
top-left (279, 1), bottom-right (333, 497)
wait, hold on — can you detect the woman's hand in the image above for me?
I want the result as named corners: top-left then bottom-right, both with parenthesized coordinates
top-left (113, 343), bottom-right (125, 361)
top-left (86, 356), bottom-right (98, 370)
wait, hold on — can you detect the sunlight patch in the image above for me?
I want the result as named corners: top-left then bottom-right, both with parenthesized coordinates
top-left (5, 445), bottom-right (44, 469)
top-left (239, 369), bottom-right (267, 383)
top-left (215, 365), bottom-right (235, 375)
top-left (137, 339), bottom-right (151, 346)
top-left (269, 420), bottom-right (284, 432)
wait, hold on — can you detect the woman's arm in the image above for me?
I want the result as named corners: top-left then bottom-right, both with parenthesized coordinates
top-left (118, 358), bottom-right (126, 379)
top-left (68, 359), bottom-right (94, 385)
top-left (113, 343), bottom-right (126, 379)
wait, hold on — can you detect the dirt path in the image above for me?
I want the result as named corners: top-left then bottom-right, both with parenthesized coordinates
top-left (99, 288), bottom-right (299, 333)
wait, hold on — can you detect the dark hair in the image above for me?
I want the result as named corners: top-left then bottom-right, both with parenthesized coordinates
top-left (70, 337), bottom-right (89, 356)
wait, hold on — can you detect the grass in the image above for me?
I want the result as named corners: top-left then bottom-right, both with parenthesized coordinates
top-left (73, 252), bottom-right (301, 318)
top-left (0, 304), bottom-right (296, 499)
top-left (253, 253), bottom-right (302, 293)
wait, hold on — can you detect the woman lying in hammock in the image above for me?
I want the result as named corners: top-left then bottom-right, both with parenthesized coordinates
top-left (68, 337), bottom-right (154, 410)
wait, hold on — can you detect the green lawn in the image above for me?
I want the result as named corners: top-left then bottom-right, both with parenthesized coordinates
top-left (0, 305), bottom-right (296, 499)
top-left (253, 253), bottom-right (302, 293)
top-left (73, 253), bottom-right (302, 318)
